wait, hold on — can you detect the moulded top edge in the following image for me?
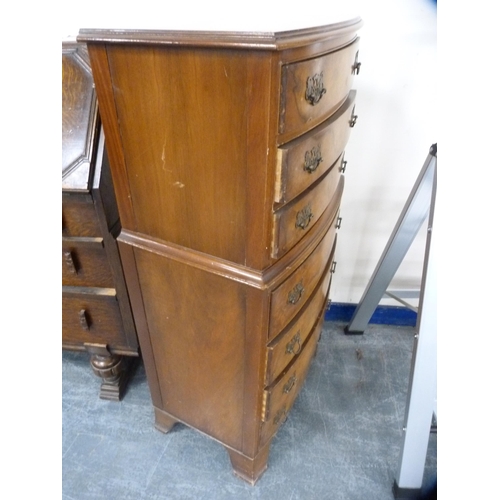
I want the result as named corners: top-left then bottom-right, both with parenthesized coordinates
top-left (77, 18), bottom-right (363, 50)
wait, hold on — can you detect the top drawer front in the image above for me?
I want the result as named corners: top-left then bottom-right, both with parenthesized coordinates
top-left (62, 198), bottom-right (101, 237)
top-left (279, 39), bottom-right (359, 140)
top-left (275, 91), bottom-right (356, 204)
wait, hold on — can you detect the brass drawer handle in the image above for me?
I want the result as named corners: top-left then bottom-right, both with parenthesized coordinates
top-left (286, 332), bottom-right (302, 356)
top-left (287, 281), bottom-right (305, 305)
top-left (349, 107), bottom-right (358, 127)
top-left (295, 204), bottom-right (313, 230)
top-left (352, 51), bottom-right (361, 75)
top-left (305, 72), bottom-right (326, 106)
top-left (79, 309), bottom-right (90, 330)
top-left (273, 407), bottom-right (287, 425)
top-left (283, 373), bottom-right (297, 394)
top-left (304, 145), bottom-right (323, 173)
top-left (336, 216), bottom-right (342, 230)
top-left (64, 250), bottom-right (78, 274)
top-left (339, 159), bottom-right (347, 173)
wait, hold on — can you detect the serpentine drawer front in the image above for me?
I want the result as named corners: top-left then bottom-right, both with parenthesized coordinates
top-left (79, 18), bottom-right (362, 483)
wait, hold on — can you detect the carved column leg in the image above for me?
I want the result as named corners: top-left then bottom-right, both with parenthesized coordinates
top-left (85, 343), bottom-right (135, 401)
top-left (226, 441), bottom-right (271, 485)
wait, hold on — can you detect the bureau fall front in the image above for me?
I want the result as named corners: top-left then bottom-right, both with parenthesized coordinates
top-left (78, 18), bottom-right (362, 483)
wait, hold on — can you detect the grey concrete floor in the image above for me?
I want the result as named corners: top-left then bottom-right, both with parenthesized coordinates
top-left (62, 322), bottom-right (436, 500)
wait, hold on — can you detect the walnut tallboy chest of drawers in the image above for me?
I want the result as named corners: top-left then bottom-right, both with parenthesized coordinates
top-left (79, 18), bottom-right (362, 482)
top-left (62, 42), bottom-right (139, 400)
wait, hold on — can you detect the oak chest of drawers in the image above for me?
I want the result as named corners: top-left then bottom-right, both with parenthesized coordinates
top-left (79, 18), bottom-right (362, 482)
top-left (62, 42), bottom-right (139, 400)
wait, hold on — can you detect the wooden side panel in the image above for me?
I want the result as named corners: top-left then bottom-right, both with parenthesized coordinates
top-left (106, 46), bottom-right (254, 264)
top-left (134, 247), bottom-right (248, 449)
top-left (119, 241), bottom-right (163, 407)
top-left (86, 44), bottom-right (137, 231)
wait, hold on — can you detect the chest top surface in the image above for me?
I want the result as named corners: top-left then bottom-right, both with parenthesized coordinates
top-left (77, 17), bottom-right (363, 51)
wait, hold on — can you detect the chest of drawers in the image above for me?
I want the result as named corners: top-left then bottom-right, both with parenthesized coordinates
top-left (62, 42), bottom-right (139, 400)
top-left (79, 18), bottom-right (362, 482)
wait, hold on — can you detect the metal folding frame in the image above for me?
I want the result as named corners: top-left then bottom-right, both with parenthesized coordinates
top-left (344, 144), bottom-right (436, 335)
top-left (344, 144), bottom-right (437, 497)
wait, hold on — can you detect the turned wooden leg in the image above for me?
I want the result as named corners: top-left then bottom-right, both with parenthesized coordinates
top-left (84, 343), bottom-right (135, 401)
top-left (226, 441), bottom-right (271, 485)
top-left (154, 407), bottom-right (178, 433)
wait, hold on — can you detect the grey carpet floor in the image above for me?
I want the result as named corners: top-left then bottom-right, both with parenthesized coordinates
top-left (62, 321), bottom-right (437, 500)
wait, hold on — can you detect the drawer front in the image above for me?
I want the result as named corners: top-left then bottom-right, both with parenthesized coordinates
top-left (272, 163), bottom-right (344, 259)
top-left (62, 289), bottom-right (126, 347)
top-left (62, 238), bottom-right (114, 288)
top-left (266, 255), bottom-right (332, 386)
top-left (275, 90), bottom-right (356, 204)
top-left (62, 199), bottom-right (101, 237)
top-left (269, 214), bottom-right (338, 341)
top-left (260, 315), bottom-right (322, 445)
top-left (279, 39), bottom-right (360, 140)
